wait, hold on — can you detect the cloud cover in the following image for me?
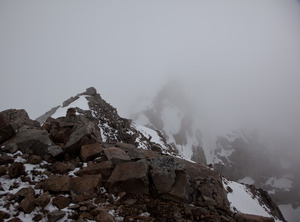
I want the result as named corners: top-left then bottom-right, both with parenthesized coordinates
top-left (1, 0), bottom-right (300, 141)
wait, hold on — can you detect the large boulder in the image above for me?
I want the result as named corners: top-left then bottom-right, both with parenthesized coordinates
top-left (64, 121), bottom-right (102, 155)
top-left (19, 194), bottom-right (35, 214)
top-left (80, 143), bottom-right (103, 162)
top-left (43, 175), bottom-right (70, 192)
top-left (35, 192), bottom-right (51, 208)
top-left (108, 161), bottom-right (149, 195)
top-left (2, 127), bottom-right (54, 156)
top-left (150, 157), bottom-right (192, 201)
top-left (179, 159), bottom-right (230, 208)
top-left (7, 162), bottom-right (26, 178)
top-left (104, 147), bottom-right (131, 166)
top-left (77, 161), bottom-right (113, 180)
top-left (0, 113), bottom-right (16, 144)
top-left (1, 109), bottom-right (39, 129)
top-left (70, 174), bottom-right (102, 199)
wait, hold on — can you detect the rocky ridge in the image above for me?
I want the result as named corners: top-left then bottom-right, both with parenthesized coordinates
top-left (0, 87), bottom-right (285, 221)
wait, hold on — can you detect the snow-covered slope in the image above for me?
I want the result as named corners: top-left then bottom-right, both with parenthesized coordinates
top-left (223, 178), bottom-right (284, 221)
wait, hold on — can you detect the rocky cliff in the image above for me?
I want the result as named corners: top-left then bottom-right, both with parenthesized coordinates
top-left (0, 87), bottom-right (285, 222)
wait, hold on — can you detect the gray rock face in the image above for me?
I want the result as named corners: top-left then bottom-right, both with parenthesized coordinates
top-left (108, 161), bottom-right (149, 195)
top-left (3, 128), bottom-right (54, 156)
top-left (48, 145), bottom-right (63, 157)
top-left (1, 109), bottom-right (39, 130)
top-left (150, 157), bottom-right (191, 201)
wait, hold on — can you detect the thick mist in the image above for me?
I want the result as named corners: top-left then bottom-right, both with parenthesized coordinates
top-left (1, 0), bottom-right (300, 152)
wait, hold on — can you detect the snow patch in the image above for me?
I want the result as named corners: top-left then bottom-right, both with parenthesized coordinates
top-left (223, 178), bottom-right (282, 221)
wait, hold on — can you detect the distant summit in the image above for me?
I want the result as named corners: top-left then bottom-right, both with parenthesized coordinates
top-left (131, 81), bottom-right (207, 165)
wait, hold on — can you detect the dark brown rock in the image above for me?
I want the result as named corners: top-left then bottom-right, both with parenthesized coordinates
top-left (80, 143), bottom-right (103, 161)
top-left (52, 196), bottom-right (71, 209)
top-left (95, 210), bottom-right (116, 222)
top-left (19, 194), bottom-right (35, 213)
top-left (104, 147), bottom-right (131, 166)
top-left (234, 213), bottom-right (275, 222)
top-left (77, 161), bottom-right (113, 179)
top-left (0, 113), bottom-right (16, 144)
top-left (28, 155), bottom-right (42, 164)
top-left (35, 192), bottom-right (50, 208)
top-left (7, 218), bottom-right (22, 222)
top-left (43, 175), bottom-right (70, 192)
top-left (47, 210), bottom-right (66, 222)
top-left (7, 162), bottom-right (26, 178)
top-left (79, 212), bottom-right (94, 220)
top-left (108, 161), bottom-right (149, 194)
top-left (70, 174), bottom-right (101, 198)
top-left (0, 155), bottom-right (14, 165)
top-left (32, 214), bottom-right (43, 221)
top-left (50, 162), bottom-right (69, 174)
top-left (15, 187), bottom-right (35, 197)
top-left (0, 165), bottom-right (6, 176)
top-left (0, 210), bottom-right (10, 220)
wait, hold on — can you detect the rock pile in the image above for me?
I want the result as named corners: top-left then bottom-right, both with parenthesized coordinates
top-left (0, 102), bottom-right (282, 221)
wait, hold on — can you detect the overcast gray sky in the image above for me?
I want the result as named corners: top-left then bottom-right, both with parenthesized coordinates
top-left (1, 0), bottom-right (300, 139)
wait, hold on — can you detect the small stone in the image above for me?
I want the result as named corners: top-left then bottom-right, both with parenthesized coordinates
top-left (79, 206), bottom-right (88, 211)
top-left (48, 146), bottom-right (63, 157)
top-left (15, 187), bottom-right (35, 197)
top-left (47, 210), bottom-right (66, 222)
top-left (50, 162), bottom-right (69, 174)
top-left (33, 214), bottom-right (43, 221)
top-left (95, 211), bottom-right (115, 222)
top-left (0, 210), bottom-right (10, 220)
top-left (68, 204), bottom-right (80, 210)
top-left (79, 211), bottom-right (94, 220)
top-left (8, 162), bottom-right (26, 178)
top-left (19, 194), bottom-right (35, 214)
top-left (80, 143), bottom-right (103, 162)
top-left (35, 192), bottom-right (50, 208)
top-left (0, 166), bottom-right (7, 176)
top-left (52, 196), bottom-right (71, 209)
top-left (28, 155), bottom-right (42, 164)
top-left (0, 156), bottom-right (14, 165)
top-left (7, 218), bottom-right (22, 222)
